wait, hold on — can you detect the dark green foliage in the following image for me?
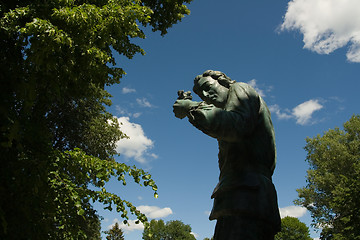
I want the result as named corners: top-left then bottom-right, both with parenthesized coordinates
top-left (104, 222), bottom-right (125, 240)
top-left (142, 219), bottom-right (196, 240)
top-left (275, 217), bottom-right (312, 240)
top-left (0, 0), bottom-right (192, 239)
top-left (296, 115), bottom-right (360, 239)
top-left (82, 212), bottom-right (102, 240)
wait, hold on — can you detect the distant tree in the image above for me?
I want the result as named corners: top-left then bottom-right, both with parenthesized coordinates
top-left (165, 220), bottom-right (196, 240)
top-left (143, 219), bottom-right (166, 240)
top-left (275, 216), bottom-right (311, 240)
top-left (143, 219), bottom-right (196, 240)
top-left (203, 237), bottom-right (213, 240)
top-left (296, 115), bottom-right (360, 239)
top-left (82, 211), bottom-right (102, 240)
top-left (0, 0), bottom-right (192, 239)
top-left (104, 222), bottom-right (124, 240)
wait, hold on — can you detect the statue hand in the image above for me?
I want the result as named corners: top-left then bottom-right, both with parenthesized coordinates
top-left (173, 99), bottom-right (195, 119)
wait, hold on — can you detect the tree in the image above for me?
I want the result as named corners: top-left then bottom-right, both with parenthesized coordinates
top-left (142, 219), bottom-right (196, 240)
top-left (82, 212), bottom-right (102, 240)
top-left (104, 222), bottom-right (125, 240)
top-left (0, 0), bottom-right (192, 239)
top-left (296, 115), bottom-right (360, 239)
top-left (275, 216), bottom-right (312, 240)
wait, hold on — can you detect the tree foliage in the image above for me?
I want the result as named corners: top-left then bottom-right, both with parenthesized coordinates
top-left (104, 222), bottom-right (125, 240)
top-left (275, 216), bottom-right (312, 240)
top-left (142, 219), bottom-right (196, 240)
top-left (0, 0), bottom-right (192, 239)
top-left (296, 115), bottom-right (360, 239)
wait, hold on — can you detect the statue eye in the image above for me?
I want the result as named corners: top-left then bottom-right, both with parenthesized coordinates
top-left (202, 83), bottom-right (212, 91)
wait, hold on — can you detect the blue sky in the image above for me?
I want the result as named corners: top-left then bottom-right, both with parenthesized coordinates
top-left (95, 1), bottom-right (360, 239)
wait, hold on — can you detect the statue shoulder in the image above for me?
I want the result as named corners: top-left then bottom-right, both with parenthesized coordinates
top-left (227, 82), bottom-right (261, 107)
top-left (231, 82), bottom-right (260, 97)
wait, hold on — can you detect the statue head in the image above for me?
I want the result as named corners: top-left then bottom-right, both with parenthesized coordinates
top-left (193, 70), bottom-right (235, 108)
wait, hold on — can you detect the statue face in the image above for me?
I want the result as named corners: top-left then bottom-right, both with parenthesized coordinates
top-left (196, 76), bottom-right (229, 107)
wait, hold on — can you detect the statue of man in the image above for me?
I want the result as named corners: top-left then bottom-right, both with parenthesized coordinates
top-left (173, 70), bottom-right (281, 239)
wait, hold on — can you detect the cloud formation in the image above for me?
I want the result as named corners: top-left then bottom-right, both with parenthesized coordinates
top-left (136, 205), bottom-right (173, 219)
top-left (279, 205), bottom-right (307, 218)
top-left (247, 79), bottom-right (273, 98)
top-left (108, 206), bottom-right (173, 233)
top-left (115, 106), bottom-right (142, 118)
top-left (281, 0), bottom-right (360, 62)
top-left (269, 99), bottom-right (323, 125)
top-left (122, 87), bottom-right (136, 94)
top-left (108, 218), bottom-right (144, 232)
top-left (116, 117), bottom-right (157, 163)
top-left (247, 79), bottom-right (266, 97)
top-left (137, 98), bottom-right (153, 108)
top-left (268, 104), bottom-right (292, 120)
top-left (292, 99), bottom-right (323, 125)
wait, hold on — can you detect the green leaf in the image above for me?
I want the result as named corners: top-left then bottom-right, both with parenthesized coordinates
top-left (0, 0), bottom-right (192, 238)
top-left (297, 115), bottom-right (360, 239)
top-left (77, 209), bottom-right (85, 216)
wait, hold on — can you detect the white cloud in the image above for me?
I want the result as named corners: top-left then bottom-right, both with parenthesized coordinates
top-left (191, 232), bottom-right (199, 238)
top-left (108, 218), bottom-right (144, 232)
top-left (115, 105), bottom-right (127, 115)
top-left (132, 112), bottom-right (142, 118)
top-left (137, 98), bottom-right (153, 108)
top-left (136, 205), bottom-right (173, 219)
top-left (115, 106), bottom-right (142, 119)
top-left (269, 99), bottom-right (323, 125)
top-left (279, 206), bottom-right (307, 218)
top-left (268, 104), bottom-right (293, 120)
top-left (122, 87), bottom-right (136, 94)
top-left (149, 153), bottom-right (159, 159)
top-left (248, 79), bottom-right (266, 97)
top-left (292, 99), bottom-right (323, 125)
top-left (116, 117), bottom-right (157, 163)
top-left (247, 79), bottom-right (273, 97)
top-left (315, 221), bottom-right (333, 230)
top-left (281, 0), bottom-right (360, 62)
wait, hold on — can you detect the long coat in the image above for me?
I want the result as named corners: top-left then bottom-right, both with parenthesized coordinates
top-left (188, 82), bottom-right (281, 232)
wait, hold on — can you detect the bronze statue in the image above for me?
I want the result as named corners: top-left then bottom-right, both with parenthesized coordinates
top-left (173, 70), bottom-right (281, 240)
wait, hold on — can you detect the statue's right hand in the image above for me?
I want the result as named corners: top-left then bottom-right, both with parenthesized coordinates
top-left (173, 99), bottom-right (193, 119)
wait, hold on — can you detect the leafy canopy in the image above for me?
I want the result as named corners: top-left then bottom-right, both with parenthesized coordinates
top-left (142, 219), bottom-right (196, 240)
top-left (275, 216), bottom-right (312, 240)
top-left (0, 0), bottom-right (192, 239)
top-left (296, 115), bottom-right (360, 239)
top-left (104, 222), bottom-right (125, 240)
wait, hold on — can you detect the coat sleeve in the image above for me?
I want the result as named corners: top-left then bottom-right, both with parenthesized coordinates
top-left (188, 83), bottom-right (260, 142)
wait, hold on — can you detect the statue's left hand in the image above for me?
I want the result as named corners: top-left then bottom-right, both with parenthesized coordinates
top-left (173, 99), bottom-right (195, 119)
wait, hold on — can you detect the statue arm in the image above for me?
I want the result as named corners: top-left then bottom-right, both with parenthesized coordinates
top-left (173, 99), bottom-right (201, 119)
top-left (188, 86), bottom-right (260, 142)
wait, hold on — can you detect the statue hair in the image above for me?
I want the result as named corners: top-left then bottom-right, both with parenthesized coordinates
top-left (193, 70), bottom-right (236, 94)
